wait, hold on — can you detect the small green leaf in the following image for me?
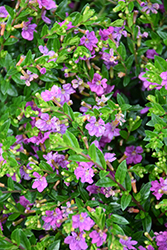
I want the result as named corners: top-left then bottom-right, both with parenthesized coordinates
top-left (63, 130), bottom-right (82, 153)
top-left (121, 193), bottom-right (132, 211)
top-left (96, 177), bottom-right (116, 187)
top-left (110, 214), bottom-right (129, 225)
top-left (115, 160), bottom-right (127, 184)
top-left (68, 154), bottom-right (90, 162)
top-left (142, 215), bottom-right (152, 232)
top-left (47, 240), bottom-right (60, 250)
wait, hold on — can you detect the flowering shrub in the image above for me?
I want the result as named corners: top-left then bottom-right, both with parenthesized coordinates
top-left (0, 0), bottom-right (167, 249)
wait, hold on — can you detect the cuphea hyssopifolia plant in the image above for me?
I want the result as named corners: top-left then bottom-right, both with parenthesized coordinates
top-left (0, 0), bottom-right (167, 249)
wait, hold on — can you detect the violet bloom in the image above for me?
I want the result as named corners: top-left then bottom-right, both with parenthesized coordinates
top-left (32, 172), bottom-right (48, 192)
top-left (37, 0), bottom-right (57, 10)
top-left (141, 1), bottom-right (159, 14)
top-left (99, 26), bottom-right (114, 41)
top-left (101, 49), bottom-right (118, 69)
top-left (160, 71), bottom-right (167, 89)
top-left (150, 177), bottom-right (167, 200)
top-left (56, 84), bottom-right (75, 105)
top-left (0, 6), bottom-right (8, 18)
top-left (100, 120), bottom-right (120, 144)
top-left (85, 116), bottom-right (105, 137)
top-left (35, 113), bottom-right (60, 131)
top-left (138, 246), bottom-right (154, 250)
top-left (100, 187), bottom-right (116, 198)
top-left (146, 49), bottom-right (158, 59)
top-left (74, 162), bottom-right (94, 184)
top-left (72, 212), bottom-right (95, 231)
top-left (41, 85), bottom-right (61, 102)
top-left (125, 146), bottom-right (143, 164)
top-left (39, 45), bottom-right (55, 57)
top-left (41, 10), bottom-right (51, 24)
top-left (104, 153), bottom-right (116, 162)
top-left (80, 31), bottom-right (98, 51)
top-left (86, 184), bottom-right (100, 195)
top-left (154, 230), bottom-right (167, 250)
top-left (21, 17), bottom-right (37, 41)
top-left (113, 26), bottom-right (127, 42)
top-left (64, 232), bottom-right (88, 250)
top-left (42, 208), bottom-right (63, 230)
top-left (89, 230), bottom-right (107, 247)
top-left (119, 236), bottom-right (137, 250)
top-left (88, 73), bottom-right (107, 96)
top-left (20, 70), bottom-right (38, 86)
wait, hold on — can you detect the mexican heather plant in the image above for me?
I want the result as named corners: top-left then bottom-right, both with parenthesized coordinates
top-left (0, 0), bottom-right (167, 249)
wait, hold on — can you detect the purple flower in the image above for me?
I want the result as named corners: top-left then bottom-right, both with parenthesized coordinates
top-left (89, 230), bottom-right (107, 247)
top-left (32, 172), bottom-right (48, 192)
top-left (72, 212), bottom-right (95, 231)
top-left (119, 236), bottom-right (137, 250)
top-left (35, 113), bottom-right (60, 131)
top-left (64, 232), bottom-right (88, 250)
top-left (85, 116), bottom-right (105, 137)
top-left (100, 187), bottom-right (116, 198)
top-left (42, 208), bottom-right (63, 230)
top-left (154, 230), bottom-right (167, 250)
top-left (150, 177), bottom-right (167, 200)
top-left (41, 10), bottom-right (51, 24)
top-left (37, 0), bottom-right (57, 10)
top-left (160, 71), bottom-right (167, 89)
top-left (20, 70), bottom-right (38, 86)
top-left (146, 49), bottom-right (158, 59)
top-left (80, 31), bottom-right (98, 51)
top-left (21, 17), bottom-right (37, 41)
top-left (101, 48), bottom-right (118, 69)
top-left (0, 6), bottom-right (8, 18)
top-left (99, 26), bottom-right (114, 41)
top-left (125, 146), bottom-right (143, 164)
top-left (41, 85), bottom-right (61, 102)
top-left (141, 1), bottom-right (159, 14)
top-left (88, 73), bottom-right (107, 96)
top-left (104, 153), bottom-right (116, 162)
top-left (39, 45), bottom-right (55, 56)
top-left (113, 26), bottom-right (127, 42)
top-left (100, 121), bottom-right (120, 145)
top-left (56, 84), bottom-right (75, 105)
top-left (74, 162), bottom-right (94, 184)
top-left (136, 26), bottom-right (148, 39)
top-left (86, 184), bottom-right (100, 195)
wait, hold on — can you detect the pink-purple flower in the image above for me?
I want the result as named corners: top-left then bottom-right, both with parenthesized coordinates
top-left (35, 113), bottom-right (60, 131)
top-left (80, 31), bottom-right (98, 51)
top-left (141, 1), bottom-right (159, 14)
top-left (21, 17), bottom-right (37, 41)
top-left (87, 73), bottom-right (107, 96)
top-left (20, 70), bottom-right (38, 86)
top-left (0, 6), bottom-right (8, 18)
top-left (42, 208), bottom-right (63, 230)
top-left (150, 177), bottom-right (167, 200)
top-left (85, 116), bottom-right (105, 137)
top-left (64, 232), bottom-right (88, 250)
top-left (74, 162), bottom-right (94, 184)
top-left (72, 212), bottom-right (95, 231)
top-left (37, 0), bottom-right (57, 10)
top-left (125, 146), bottom-right (143, 164)
top-left (119, 236), bottom-right (137, 250)
top-left (89, 230), bottom-right (107, 247)
top-left (32, 172), bottom-right (48, 192)
top-left (154, 230), bottom-right (167, 250)
top-left (41, 85), bottom-right (61, 102)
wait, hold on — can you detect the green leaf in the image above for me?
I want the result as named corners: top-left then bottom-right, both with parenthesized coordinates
top-left (8, 213), bottom-right (20, 221)
top-left (110, 214), bottom-right (129, 225)
top-left (7, 177), bottom-right (14, 189)
top-left (154, 55), bottom-right (167, 71)
top-left (95, 147), bottom-right (106, 170)
top-left (19, 230), bottom-right (31, 250)
top-left (68, 154), bottom-right (90, 162)
top-left (12, 73), bottom-right (26, 85)
top-left (11, 228), bottom-right (20, 246)
top-left (88, 143), bottom-right (96, 161)
top-left (121, 193), bottom-right (132, 211)
top-left (142, 215), bottom-right (152, 232)
top-left (41, 24), bottom-right (49, 37)
top-left (63, 102), bottom-right (74, 120)
top-left (56, 0), bottom-right (68, 19)
top-left (39, 72), bottom-right (58, 82)
top-left (5, 5), bottom-right (15, 18)
top-left (95, 177), bottom-right (116, 187)
top-left (0, 239), bottom-right (15, 249)
top-left (7, 84), bottom-right (18, 96)
top-left (140, 183), bottom-right (151, 201)
top-left (47, 240), bottom-right (60, 250)
top-left (125, 55), bottom-right (134, 73)
top-left (117, 42), bottom-right (126, 60)
top-left (117, 93), bottom-right (125, 105)
top-left (39, 161), bottom-right (54, 172)
top-left (115, 160), bottom-right (127, 184)
top-left (63, 130), bottom-right (81, 153)
top-left (123, 76), bottom-right (130, 87)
